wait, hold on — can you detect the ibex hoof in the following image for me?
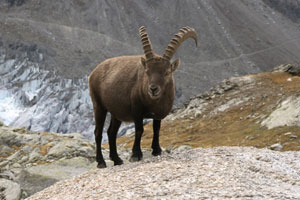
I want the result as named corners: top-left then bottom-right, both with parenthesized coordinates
top-left (129, 154), bottom-right (143, 162)
top-left (97, 162), bottom-right (107, 168)
top-left (152, 149), bottom-right (162, 156)
top-left (113, 158), bottom-right (124, 166)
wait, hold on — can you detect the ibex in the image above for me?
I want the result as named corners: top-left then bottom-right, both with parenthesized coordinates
top-left (89, 26), bottom-right (197, 168)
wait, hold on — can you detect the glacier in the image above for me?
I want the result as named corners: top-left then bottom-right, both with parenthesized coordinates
top-left (0, 54), bottom-right (134, 142)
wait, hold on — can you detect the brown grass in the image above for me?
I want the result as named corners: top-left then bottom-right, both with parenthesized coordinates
top-left (39, 144), bottom-right (53, 156)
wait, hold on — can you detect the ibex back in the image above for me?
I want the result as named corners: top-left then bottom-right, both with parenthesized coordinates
top-left (89, 26), bottom-right (197, 168)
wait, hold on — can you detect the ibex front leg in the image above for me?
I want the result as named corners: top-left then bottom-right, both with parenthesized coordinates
top-left (130, 118), bottom-right (144, 162)
top-left (152, 119), bottom-right (162, 156)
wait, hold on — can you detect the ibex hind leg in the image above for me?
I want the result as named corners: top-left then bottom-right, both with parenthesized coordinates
top-left (107, 116), bottom-right (123, 166)
top-left (93, 105), bottom-right (107, 168)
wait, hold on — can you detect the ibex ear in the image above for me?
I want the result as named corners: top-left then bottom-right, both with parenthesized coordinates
top-left (141, 57), bottom-right (147, 69)
top-left (171, 58), bottom-right (180, 72)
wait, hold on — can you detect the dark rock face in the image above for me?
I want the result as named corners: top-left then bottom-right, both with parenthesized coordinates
top-left (273, 63), bottom-right (300, 76)
top-left (1, 0), bottom-right (300, 135)
top-left (6, 0), bottom-right (26, 7)
top-left (262, 0), bottom-right (300, 23)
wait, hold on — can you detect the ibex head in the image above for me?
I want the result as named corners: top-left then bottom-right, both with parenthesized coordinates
top-left (139, 26), bottom-right (198, 100)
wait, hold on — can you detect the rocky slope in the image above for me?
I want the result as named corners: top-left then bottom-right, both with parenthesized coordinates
top-left (27, 147), bottom-right (300, 200)
top-left (117, 64), bottom-right (300, 151)
top-left (1, 65), bottom-right (300, 199)
top-left (0, 122), bottom-right (144, 199)
top-left (0, 124), bottom-right (96, 199)
top-left (1, 0), bottom-right (300, 138)
top-left (1, 126), bottom-right (300, 200)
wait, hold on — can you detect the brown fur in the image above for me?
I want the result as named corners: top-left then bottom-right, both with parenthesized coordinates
top-left (89, 55), bottom-right (175, 122)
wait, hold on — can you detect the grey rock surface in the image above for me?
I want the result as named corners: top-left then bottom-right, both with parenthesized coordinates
top-left (166, 74), bottom-right (256, 121)
top-left (26, 157), bottom-right (95, 181)
top-left (0, 124), bottom-right (168, 199)
top-left (26, 147), bottom-right (300, 200)
top-left (0, 178), bottom-right (21, 200)
top-left (0, 125), bottom-right (97, 199)
top-left (270, 143), bottom-right (283, 151)
top-left (261, 95), bottom-right (300, 129)
top-left (1, 120), bottom-right (300, 199)
top-left (273, 63), bottom-right (300, 76)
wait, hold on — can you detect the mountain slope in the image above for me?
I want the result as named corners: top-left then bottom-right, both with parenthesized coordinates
top-left (1, 0), bottom-right (300, 137)
top-left (116, 64), bottom-right (300, 152)
top-left (1, 0), bottom-right (300, 100)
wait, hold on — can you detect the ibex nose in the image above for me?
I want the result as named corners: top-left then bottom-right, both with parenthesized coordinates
top-left (150, 85), bottom-right (159, 96)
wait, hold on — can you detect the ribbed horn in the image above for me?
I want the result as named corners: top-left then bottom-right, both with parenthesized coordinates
top-left (139, 26), bottom-right (154, 61)
top-left (163, 26), bottom-right (198, 61)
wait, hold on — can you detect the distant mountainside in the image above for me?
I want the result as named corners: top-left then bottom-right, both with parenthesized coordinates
top-left (0, 0), bottom-right (300, 137)
top-left (263, 0), bottom-right (300, 23)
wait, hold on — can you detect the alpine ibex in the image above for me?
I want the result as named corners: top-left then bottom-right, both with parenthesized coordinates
top-left (89, 26), bottom-right (197, 168)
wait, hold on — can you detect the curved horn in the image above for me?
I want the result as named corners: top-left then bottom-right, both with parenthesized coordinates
top-left (163, 26), bottom-right (198, 61)
top-left (139, 26), bottom-right (154, 61)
